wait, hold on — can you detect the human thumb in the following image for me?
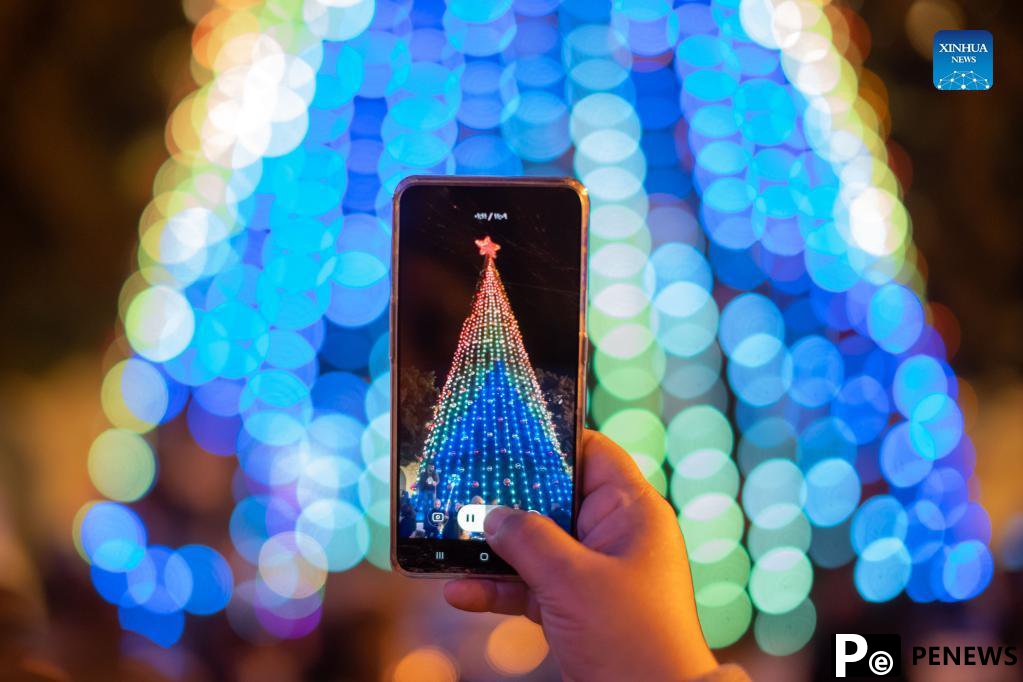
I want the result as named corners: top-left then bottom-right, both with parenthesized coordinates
top-left (484, 507), bottom-right (587, 589)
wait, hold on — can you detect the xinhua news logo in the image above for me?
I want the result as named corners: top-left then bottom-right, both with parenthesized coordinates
top-left (834, 634), bottom-right (902, 678)
top-left (933, 30), bottom-right (993, 91)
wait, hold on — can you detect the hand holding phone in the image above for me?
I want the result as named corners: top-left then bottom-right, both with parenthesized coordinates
top-left (444, 430), bottom-right (725, 682)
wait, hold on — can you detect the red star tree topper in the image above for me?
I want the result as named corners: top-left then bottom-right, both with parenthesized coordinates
top-left (474, 235), bottom-right (501, 258)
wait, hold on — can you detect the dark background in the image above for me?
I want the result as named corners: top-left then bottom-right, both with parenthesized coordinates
top-left (1, 1), bottom-right (1022, 680)
top-left (396, 182), bottom-right (583, 388)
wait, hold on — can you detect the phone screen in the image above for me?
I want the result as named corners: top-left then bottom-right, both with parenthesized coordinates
top-left (392, 178), bottom-right (586, 575)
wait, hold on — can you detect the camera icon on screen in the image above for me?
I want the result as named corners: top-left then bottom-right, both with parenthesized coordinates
top-left (834, 634), bottom-right (902, 677)
top-left (430, 511), bottom-right (445, 523)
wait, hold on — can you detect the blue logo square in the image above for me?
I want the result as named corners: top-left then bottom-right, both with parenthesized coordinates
top-left (933, 30), bottom-right (993, 91)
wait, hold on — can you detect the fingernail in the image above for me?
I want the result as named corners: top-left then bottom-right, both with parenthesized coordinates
top-left (484, 506), bottom-right (513, 536)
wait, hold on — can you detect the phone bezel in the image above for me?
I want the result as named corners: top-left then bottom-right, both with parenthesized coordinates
top-left (390, 175), bottom-right (589, 579)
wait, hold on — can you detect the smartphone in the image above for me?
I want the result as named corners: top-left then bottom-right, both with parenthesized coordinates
top-left (390, 176), bottom-right (588, 577)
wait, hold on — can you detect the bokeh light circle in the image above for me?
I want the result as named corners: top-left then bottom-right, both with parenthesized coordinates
top-left (749, 547), bottom-right (813, 615)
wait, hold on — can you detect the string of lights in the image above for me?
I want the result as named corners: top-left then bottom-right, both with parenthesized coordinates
top-left (414, 238), bottom-right (572, 518)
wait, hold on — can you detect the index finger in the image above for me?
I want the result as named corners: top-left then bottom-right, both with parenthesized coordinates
top-left (579, 429), bottom-right (650, 496)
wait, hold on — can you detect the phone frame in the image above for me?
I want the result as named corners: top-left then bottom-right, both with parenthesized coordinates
top-left (390, 175), bottom-right (589, 579)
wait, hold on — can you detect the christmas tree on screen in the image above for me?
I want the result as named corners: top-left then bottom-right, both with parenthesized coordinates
top-left (413, 236), bottom-right (573, 518)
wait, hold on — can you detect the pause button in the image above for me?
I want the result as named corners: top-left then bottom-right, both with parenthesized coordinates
top-left (457, 504), bottom-right (500, 532)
